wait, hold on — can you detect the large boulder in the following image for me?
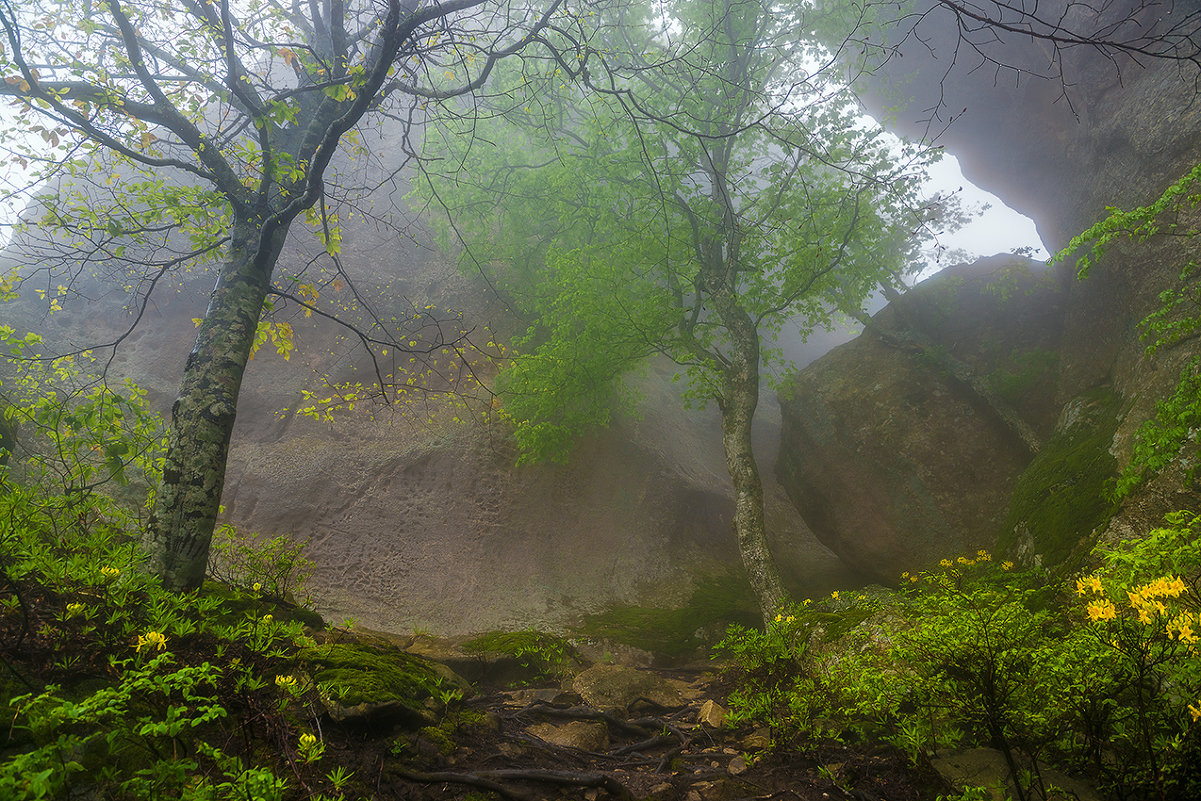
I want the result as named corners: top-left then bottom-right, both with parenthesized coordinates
top-left (777, 256), bottom-right (1065, 579)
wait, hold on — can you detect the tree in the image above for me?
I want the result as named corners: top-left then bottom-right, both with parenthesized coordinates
top-left (0, 0), bottom-right (567, 590)
top-left (417, 0), bottom-right (944, 623)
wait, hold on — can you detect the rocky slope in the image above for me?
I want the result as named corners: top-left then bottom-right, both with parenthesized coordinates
top-left (776, 0), bottom-right (1201, 578)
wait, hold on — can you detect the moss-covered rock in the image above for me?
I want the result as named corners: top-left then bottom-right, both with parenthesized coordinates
top-left (299, 643), bottom-right (449, 727)
top-left (459, 630), bottom-right (582, 685)
top-left (1000, 388), bottom-right (1122, 571)
top-left (574, 574), bottom-right (760, 663)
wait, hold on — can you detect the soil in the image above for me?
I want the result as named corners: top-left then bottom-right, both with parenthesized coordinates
top-left (317, 667), bottom-right (951, 801)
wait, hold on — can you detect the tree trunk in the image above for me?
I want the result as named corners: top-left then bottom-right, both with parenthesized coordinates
top-left (142, 218), bottom-right (287, 591)
top-left (711, 287), bottom-right (790, 625)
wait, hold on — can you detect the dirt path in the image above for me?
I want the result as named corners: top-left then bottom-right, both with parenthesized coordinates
top-left (321, 665), bottom-right (945, 801)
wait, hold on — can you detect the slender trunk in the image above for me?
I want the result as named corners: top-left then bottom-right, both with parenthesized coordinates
top-left (711, 286), bottom-right (790, 625)
top-left (143, 218), bottom-right (287, 591)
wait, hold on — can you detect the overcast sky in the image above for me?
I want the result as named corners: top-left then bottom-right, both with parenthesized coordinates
top-left (924, 153), bottom-right (1048, 266)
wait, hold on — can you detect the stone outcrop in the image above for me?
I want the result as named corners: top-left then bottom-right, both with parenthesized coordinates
top-left (1, 171), bottom-right (855, 636)
top-left (776, 0), bottom-right (1201, 578)
top-left (777, 256), bottom-right (1066, 578)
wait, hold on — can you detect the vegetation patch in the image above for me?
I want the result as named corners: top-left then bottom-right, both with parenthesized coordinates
top-left (1000, 387), bottom-right (1122, 570)
top-left (460, 630), bottom-right (581, 682)
top-left (300, 643), bottom-right (443, 711)
top-left (986, 347), bottom-right (1060, 408)
top-left (576, 574), bottom-right (761, 661)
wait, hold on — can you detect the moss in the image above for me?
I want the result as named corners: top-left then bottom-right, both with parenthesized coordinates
top-left (986, 348), bottom-right (1060, 408)
top-left (202, 580), bottom-right (325, 630)
top-left (460, 630), bottom-right (580, 680)
top-left (299, 643), bottom-right (442, 710)
top-left (1000, 387), bottom-right (1122, 571)
top-left (417, 724), bottom-right (456, 756)
top-left (574, 574), bottom-right (760, 660)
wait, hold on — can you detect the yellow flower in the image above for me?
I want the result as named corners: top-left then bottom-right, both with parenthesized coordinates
top-left (940, 559), bottom-right (953, 568)
top-left (300, 733), bottom-right (318, 748)
top-left (802, 599), bottom-right (812, 606)
top-left (100, 566), bottom-right (120, 580)
top-left (1086, 599), bottom-right (1117, 622)
top-left (830, 591), bottom-right (840, 600)
top-left (65, 602), bottom-right (84, 618)
top-left (1190, 702), bottom-right (1201, 722)
top-left (900, 571), bottom-right (910, 580)
top-left (957, 556), bottom-right (970, 565)
top-left (253, 582), bottom-right (262, 593)
top-left (784, 615), bottom-right (796, 624)
top-left (976, 550), bottom-right (992, 561)
top-left (1001, 561), bottom-right (1014, 571)
top-left (909, 575), bottom-right (920, 583)
top-left (774, 613), bottom-right (783, 623)
top-left (262, 614), bottom-right (273, 624)
top-left (1076, 575), bottom-right (1104, 595)
top-left (276, 675), bottom-right (297, 689)
top-left (136, 631), bottom-right (168, 653)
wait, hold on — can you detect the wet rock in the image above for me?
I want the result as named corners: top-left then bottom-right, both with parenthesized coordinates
top-left (571, 664), bottom-right (687, 711)
top-left (527, 721), bottom-right (609, 752)
top-left (932, 748), bottom-right (1102, 801)
top-left (697, 699), bottom-right (726, 728)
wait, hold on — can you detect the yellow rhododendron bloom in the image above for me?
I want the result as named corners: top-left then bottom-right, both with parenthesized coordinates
top-left (1076, 575), bottom-right (1104, 596)
top-left (940, 559), bottom-right (953, 568)
top-left (100, 566), bottom-right (120, 580)
top-left (300, 733), bottom-right (318, 748)
top-left (253, 582), bottom-right (263, 592)
top-left (1190, 702), bottom-right (1201, 723)
top-left (831, 590), bottom-right (840, 600)
top-left (1001, 561), bottom-right (1014, 570)
top-left (66, 602), bottom-right (84, 617)
top-left (276, 675), bottom-right (297, 689)
top-left (1086, 599), bottom-right (1117, 622)
top-left (136, 631), bottom-right (168, 653)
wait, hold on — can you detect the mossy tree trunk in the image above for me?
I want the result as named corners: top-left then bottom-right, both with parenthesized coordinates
top-left (143, 217), bottom-right (288, 591)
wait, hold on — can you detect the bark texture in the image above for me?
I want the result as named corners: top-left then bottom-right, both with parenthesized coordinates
top-left (143, 220), bottom-right (287, 590)
top-left (710, 280), bottom-right (789, 625)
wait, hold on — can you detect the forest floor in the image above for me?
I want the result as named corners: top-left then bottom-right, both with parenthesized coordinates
top-left (323, 660), bottom-right (949, 801)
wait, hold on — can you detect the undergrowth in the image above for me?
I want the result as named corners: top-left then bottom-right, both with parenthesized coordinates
top-left (718, 541), bottom-right (1201, 801)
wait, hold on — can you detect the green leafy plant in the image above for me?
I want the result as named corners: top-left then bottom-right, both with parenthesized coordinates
top-left (1055, 162), bottom-right (1201, 501)
top-left (206, 522), bottom-right (314, 603)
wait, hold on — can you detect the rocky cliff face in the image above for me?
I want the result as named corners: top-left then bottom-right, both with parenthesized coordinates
top-left (777, 0), bottom-right (1201, 578)
top-left (1, 167), bottom-right (854, 635)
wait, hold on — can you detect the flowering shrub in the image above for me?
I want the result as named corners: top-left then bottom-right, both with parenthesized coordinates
top-left (718, 535), bottom-right (1201, 801)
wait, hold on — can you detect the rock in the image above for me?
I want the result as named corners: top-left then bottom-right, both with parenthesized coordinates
top-left (571, 664), bottom-right (687, 711)
top-left (931, 748), bottom-right (1102, 801)
top-left (727, 754), bottom-right (749, 775)
top-left (526, 721), bottom-right (609, 751)
top-left (299, 642), bottom-right (459, 727)
top-left (777, 257), bottom-right (1064, 579)
top-left (697, 699), bottom-right (726, 728)
top-left (742, 727), bottom-right (771, 750)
